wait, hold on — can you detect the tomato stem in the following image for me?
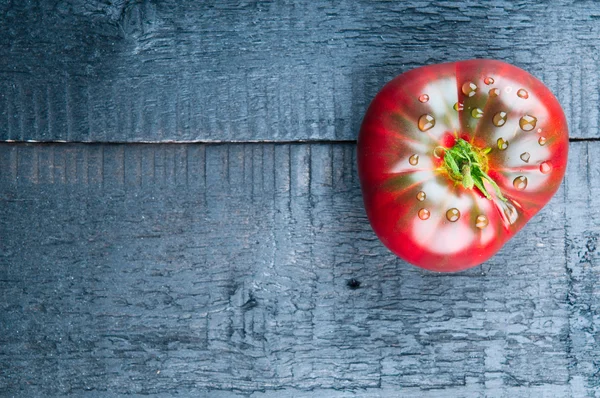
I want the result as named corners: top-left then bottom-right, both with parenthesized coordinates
top-left (442, 139), bottom-right (507, 201)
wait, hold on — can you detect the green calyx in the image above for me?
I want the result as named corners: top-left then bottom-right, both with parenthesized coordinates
top-left (442, 138), bottom-right (507, 202)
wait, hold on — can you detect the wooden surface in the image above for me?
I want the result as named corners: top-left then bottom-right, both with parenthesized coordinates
top-left (1, 0), bottom-right (600, 142)
top-left (1, 1), bottom-right (599, 397)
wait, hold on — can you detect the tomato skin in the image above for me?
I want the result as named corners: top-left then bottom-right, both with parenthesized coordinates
top-left (357, 60), bottom-right (569, 272)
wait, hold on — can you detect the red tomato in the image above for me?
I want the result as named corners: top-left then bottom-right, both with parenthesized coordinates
top-left (357, 60), bottom-right (569, 272)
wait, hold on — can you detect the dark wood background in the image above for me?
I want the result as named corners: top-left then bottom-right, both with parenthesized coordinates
top-left (1, 1), bottom-right (599, 397)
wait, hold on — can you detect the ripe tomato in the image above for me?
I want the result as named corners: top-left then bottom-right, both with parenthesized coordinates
top-left (357, 60), bottom-right (569, 272)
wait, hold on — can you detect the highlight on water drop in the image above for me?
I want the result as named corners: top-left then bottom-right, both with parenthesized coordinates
top-left (513, 176), bottom-right (528, 191)
top-left (497, 137), bottom-right (509, 150)
top-left (540, 161), bottom-right (552, 174)
top-left (492, 111), bottom-right (507, 127)
top-left (475, 215), bottom-right (489, 229)
top-left (462, 82), bottom-right (477, 97)
top-left (446, 208), bottom-right (460, 222)
top-left (519, 115), bottom-right (537, 131)
top-left (517, 88), bottom-right (529, 99)
top-left (471, 108), bottom-right (484, 119)
top-left (418, 114), bottom-right (435, 132)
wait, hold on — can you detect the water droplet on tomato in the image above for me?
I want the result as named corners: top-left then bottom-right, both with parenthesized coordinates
top-left (517, 88), bottom-right (529, 99)
top-left (462, 82), bottom-right (477, 97)
top-left (540, 161), bottom-right (552, 174)
top-left (513, 176), bottom-right (528, 191)
top-left (433, 146), bottom-right (446, 159)
top-left (519, 115), bottom-right (537, 131)
top-left (520, 152), bottom-right (530, 163)
top-left (489, 88), bottom-right (500, 97)
top-left (497, 138), bottom-right (509, 150)
top-left (484, 77), bottom-right (495, 85)
top-left (416, 191), bottom-right (426, 201)
top-left (453, 102), bottom-right (464, 111)
top-left (409, 154), bottom-right (419, 166)
top-left (418, 114), bottom-right (435, 132)
top-left (418, 208), bottom-right (430, 220)
top-left (471, 108), bottom-right (484, 119)
top-left (475, 215), bottom-right (489, 229)
top-left (418, 94), bottom-right (430, 103)
top-left (538, 136), bottom-right (547, 146)
top-left (492, 111), bottom-right (507, 127)
top-left (446, 208), bottom-right (460, 222)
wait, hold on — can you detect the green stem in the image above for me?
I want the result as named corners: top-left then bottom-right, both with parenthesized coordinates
top-left (442, 139), bottom-right (507, 202)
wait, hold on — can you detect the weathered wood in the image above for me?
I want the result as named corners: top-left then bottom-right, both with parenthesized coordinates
top-left (0, 0), bottom-right (597, 142)
top-left (564, 142), bottom-right (600, 393)
top-left (0, 142), bottom-right (597, 396)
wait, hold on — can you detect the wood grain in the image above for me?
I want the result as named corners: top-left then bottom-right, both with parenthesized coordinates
top-left (0, 0), bottom-right (598, 142)
top-left (1, 142), bottom-right (597, 396)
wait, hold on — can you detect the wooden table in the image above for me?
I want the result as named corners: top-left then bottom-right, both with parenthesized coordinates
top-left (1, 1), bottom-right (598, 396)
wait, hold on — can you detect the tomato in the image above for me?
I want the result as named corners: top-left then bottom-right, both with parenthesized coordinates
top-left (357, 59), bottom-right (569, 272)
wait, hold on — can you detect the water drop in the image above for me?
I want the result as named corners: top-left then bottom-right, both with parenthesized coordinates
top-left (492, 111), bottom-right (507, 127)
top-left (416, 191), bottom-right (426, 201)
top-left (462, 82), bottom-right (477, 97)
top-left (484, 77), bottom-right (495, 85)
top-left (520, 152), bottom-right (531, 163)
top-left (489, 88), bottom-right (500, 97)
top-left (540, 161), bottom-right (552, 174)
top-left (453, 102), bottom-right (464, 111)
top-left (519, 115), bottom-right (537, 131)
top-left (418, 208), bottom-right (430, 220)
top-left (475, 215), bottom-right (489, 229)
top-left (409, 154), bottom-right (419, 166)
top-left (517, 88), bottom-right (529, 99)
top-left (433, 146), bottom-right (446, 159)
top-left (513, 176), bottom-right (528, 191)
top-left (471, 108), bottom-right (484, 119)
top-left (497, 138), bottom-right (509, 150)
top-left (419, 94), bottom-right (430, 103)
top-left (538, 136), bottom-right (547, 146)
top-left (446, 208), bottom-right (460, 222)
top-left (418, 114), bottom-right (435, 131)
top-left (505, 86), bottom-right (513, 94)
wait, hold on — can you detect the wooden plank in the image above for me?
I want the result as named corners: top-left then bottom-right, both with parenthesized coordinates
top-left (0, 1), bottom-right (597, 142)
top-left (0, 142), bottom-right (595, 396)
top-left (564, 142), bottom-right (600, 392)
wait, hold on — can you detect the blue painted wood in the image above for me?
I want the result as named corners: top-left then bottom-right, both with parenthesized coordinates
top-left (1, 0), bottom-right (598, 396)
top-left (0, 0), bottom-right (598, 142)
top-left (0, 142), bottom-right (598, 396)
